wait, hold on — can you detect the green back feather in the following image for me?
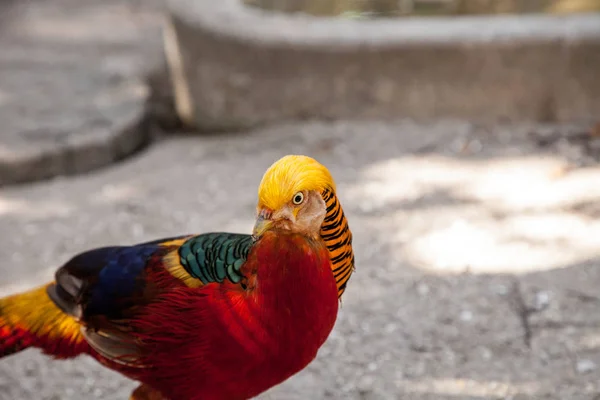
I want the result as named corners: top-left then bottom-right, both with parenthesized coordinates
top-left (178, 233), bottom-right (254, 284)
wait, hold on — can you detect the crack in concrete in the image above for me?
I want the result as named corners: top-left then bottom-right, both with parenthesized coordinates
top-left (532, 320), bottom-right (600, 330)
top-left (565, 288), bottom-right (600, 304)
top-left (508, 284), bottom-right (600, 344)
top-left (508, 278), bottom-right (535, 348)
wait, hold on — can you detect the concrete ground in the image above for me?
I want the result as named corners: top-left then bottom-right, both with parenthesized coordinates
top-left (1, 120), bottom-right (600, 399)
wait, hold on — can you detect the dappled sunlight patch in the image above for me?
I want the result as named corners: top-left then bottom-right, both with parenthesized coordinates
top-left (0, 196), bottom-right (72, 219)
top-left (347, 154), bottom-right (586, 211)
top-left (396, 378), bottom-right (541, 397)
top-left (97, 183), bottom-right (142, 203)
top-left (469, 161), bottom-right (600, 210)
top-left (466, 157), bottom-right (570, 209)
top-left (0, 197), bottom-right (28, 216)
top-left (348, 155), bottom-right (480, 205)
top-left (345, 154), bottom-right (600, 274)
top-left (404, 213), bottom-right (600, 273)
top-left (506, 213), bottom-right (600, 245)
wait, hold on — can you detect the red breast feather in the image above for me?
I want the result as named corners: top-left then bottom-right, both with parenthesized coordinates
top-left (118, 230), bottom-right (339, 400)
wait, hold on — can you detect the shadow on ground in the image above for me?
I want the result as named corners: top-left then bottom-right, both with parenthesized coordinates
top-left (0, 119), bottom-right (599, 399)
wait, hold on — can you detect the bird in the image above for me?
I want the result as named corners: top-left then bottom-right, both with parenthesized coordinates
top-left (0, 155), bottom-right (355, 400)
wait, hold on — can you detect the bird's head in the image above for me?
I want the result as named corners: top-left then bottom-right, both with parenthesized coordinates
top-left (253, 155), bottom-right (336, 239)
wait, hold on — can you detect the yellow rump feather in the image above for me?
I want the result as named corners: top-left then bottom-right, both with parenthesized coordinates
top-left (160, 237), bottom-right (205, 288)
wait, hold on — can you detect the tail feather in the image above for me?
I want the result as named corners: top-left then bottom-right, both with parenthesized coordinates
top-left (0, 321), bottom-right (34, 357)
top-left (0, 284), bottom-right (90, 359)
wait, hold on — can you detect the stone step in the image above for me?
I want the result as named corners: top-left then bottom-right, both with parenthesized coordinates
top-left (0, 0), bottom-right (165, 186)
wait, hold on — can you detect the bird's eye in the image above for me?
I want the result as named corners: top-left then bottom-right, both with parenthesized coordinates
top-left (292, 192), bottom-right (304, 205)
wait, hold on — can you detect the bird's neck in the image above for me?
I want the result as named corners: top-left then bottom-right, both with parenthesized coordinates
top-left (320, 189), bottom-right (354, 297)
top-left (250, 232), bottom-right (339, 366)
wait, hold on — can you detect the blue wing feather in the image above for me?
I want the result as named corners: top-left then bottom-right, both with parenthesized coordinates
top-left (48, 235), bottom-right (190, 320)
top-left (82, 246), bottom-right (158, 317)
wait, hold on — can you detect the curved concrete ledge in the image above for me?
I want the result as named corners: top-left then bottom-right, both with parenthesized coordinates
top-left (0, 87), bottom-right (151, 187)
top-left (166, 0), bottom-right (600, 129)
top-left (0, 0), bottom-right (165, 186)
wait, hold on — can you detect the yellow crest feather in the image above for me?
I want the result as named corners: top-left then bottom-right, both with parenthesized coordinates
top-left (258, 155), bottom-right (336, 211)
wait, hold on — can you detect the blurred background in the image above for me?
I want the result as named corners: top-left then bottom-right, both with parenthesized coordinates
top-left (1, 0), bottom-right (600, 399)
top-left (245, 0), bottom-right (600, 17)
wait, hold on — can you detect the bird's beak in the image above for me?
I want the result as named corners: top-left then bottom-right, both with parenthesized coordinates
top-left (252, 214), bottom-right (273, 239)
